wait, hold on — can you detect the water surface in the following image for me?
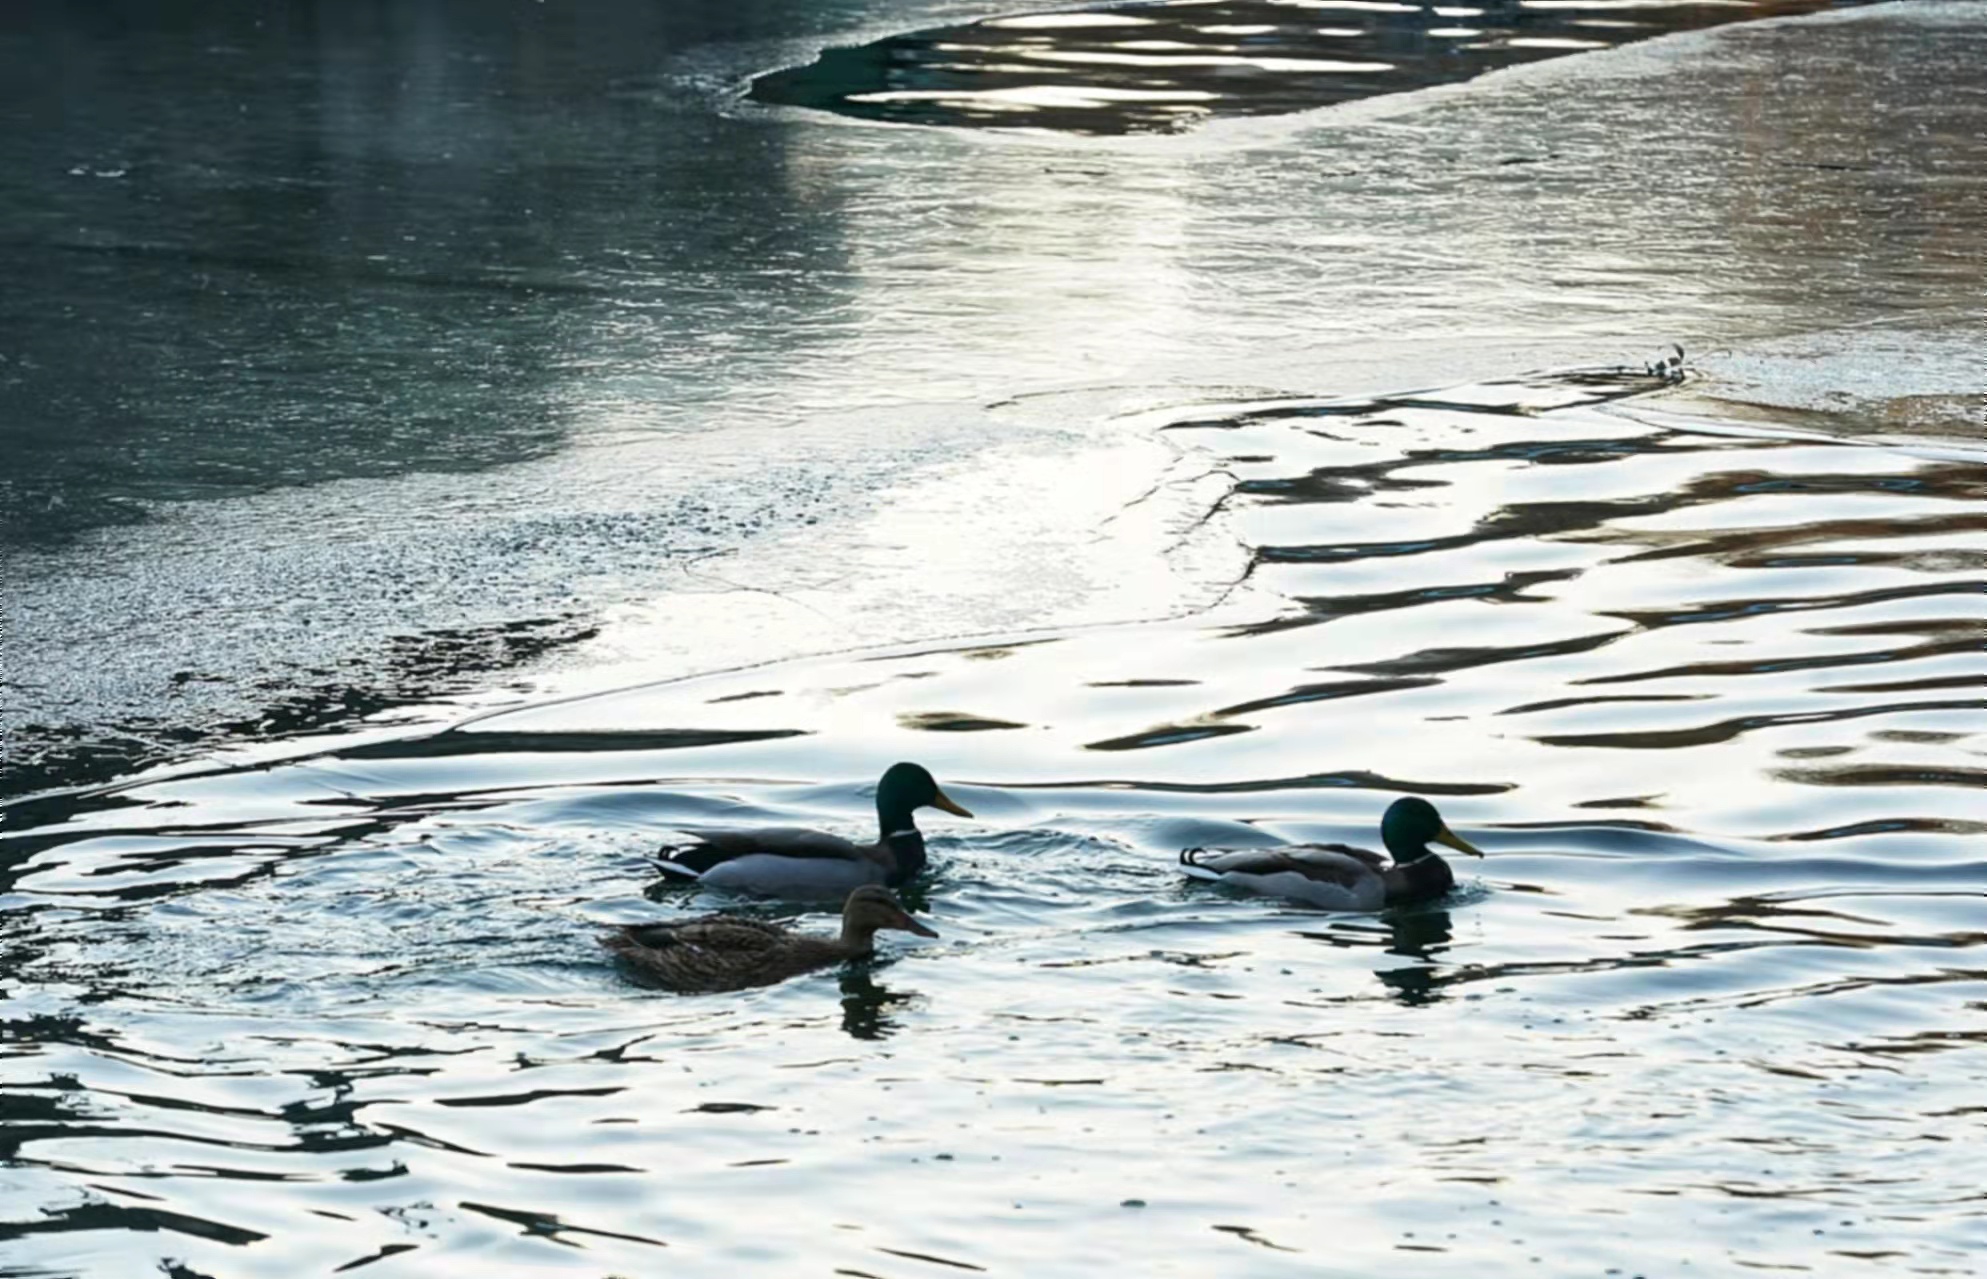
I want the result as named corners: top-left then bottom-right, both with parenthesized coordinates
top-left (5, 362), bottom-right (1982, 1276)
top-left (6, 1), bottom-right (1983, 792)
top-left (3, 2), bottom-right (1985, 1275)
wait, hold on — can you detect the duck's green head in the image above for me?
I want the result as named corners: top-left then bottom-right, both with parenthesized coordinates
top-left (1380, 796), bottom-right (1483, 861)
top-left (876, 762), bottom-right (972, 826)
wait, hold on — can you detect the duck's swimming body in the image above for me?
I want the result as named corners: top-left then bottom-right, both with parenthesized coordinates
top-left (1179, 796), bottom-right (1483, 910)
top-left (654, 762), bottom-right (971, 898)
top-left (604, 884), bottom-right (937, 993)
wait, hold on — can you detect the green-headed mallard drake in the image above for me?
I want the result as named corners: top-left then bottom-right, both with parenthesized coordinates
top-left (653, 762), bottom-right (972, 898)
top-left (1179, 796), bottom-right (1483, 910)
top-left (603, 884), bottom-right (938, 993)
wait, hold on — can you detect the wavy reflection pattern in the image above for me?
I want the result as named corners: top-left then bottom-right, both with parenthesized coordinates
top-left (2, 364), bottom-right (1983, 1276)
top-left (754, 0), bottom-right (1870, 134)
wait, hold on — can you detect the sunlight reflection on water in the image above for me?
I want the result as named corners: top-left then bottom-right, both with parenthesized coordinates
top-left (4, 363), bottom-right (1982, 1276)
top-left (6, 0), bottom-right (1987, 1273)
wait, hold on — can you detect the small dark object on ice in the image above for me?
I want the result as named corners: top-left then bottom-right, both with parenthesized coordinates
top-left (1646, 344), bottom-right (1686, 384)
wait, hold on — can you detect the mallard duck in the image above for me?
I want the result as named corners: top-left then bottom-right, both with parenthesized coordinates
top-left (653, 762), bottom-right (972, 897)
top-left (603, 885), bottom-right (938, 993)
top-left (1179, 796), bottom-right (1483, 910)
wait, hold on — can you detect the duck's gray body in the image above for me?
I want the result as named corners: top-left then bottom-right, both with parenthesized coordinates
top-left (656, 827), bottom-right (925, 897)
top-left (1179, 845), bottom-right (1401, 910)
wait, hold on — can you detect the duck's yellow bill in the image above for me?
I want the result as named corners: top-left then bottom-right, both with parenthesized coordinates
top-left (931, 788), bottom-right (973, 818)
top-left (1436, 825), bottom-right (1485, 857)
top-left (897, 911), bottom-right (939, 939)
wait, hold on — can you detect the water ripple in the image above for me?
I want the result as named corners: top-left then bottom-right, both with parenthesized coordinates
top-left (752, 0), bottom-right (1869, 135)
top-left (4, 363), bottom-right (1984, 1277)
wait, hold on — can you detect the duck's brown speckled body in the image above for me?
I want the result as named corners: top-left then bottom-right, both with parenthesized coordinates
top-left (604, 885), bottom-right (937, 993)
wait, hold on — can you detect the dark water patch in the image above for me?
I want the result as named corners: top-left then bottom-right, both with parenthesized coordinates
top-left (456, 1201), bottom-right (668, 1250)
top-left (1774, 817), bottom-right (1987, 843)
top-left (875, 1246), bottom-right (986, 1272)
top-left (434, 1087), bottom-right (624, 1109)
top-left (1807, 618), bottom-right (1986, 639)
top-left (1330, 627), bottom-right (1627, 678)
top-left (1084, 719), bottom-right (1254, 752)
top-left (1502, 692), bottom-right (1705, 716)
top-left (329, 1243), bottom-right (417, 1273)
top-left (752, 0), bottom-right (1870, 135)
top-left (1604, 580), bottom-right (1987, 631)
top-left (30, 236), bottom-right (621, 300)
top-left (897, 711), bottom-right (1032, 732)
top-left (1576, 635), bottom-right (1983, 686)
top-left (706, 690), bottom-right (785, 704)
top-left (0, 1), bottom-right (876, 552)
top-left (1213, 676), bottom-right (1439, 716)
top-left (1776, 764), bottom-right (1987, 790)
top-left (1230, 569), bottom-right (1583, 638)
top-left (0, 1201), bottom-right (269, 1248)
top-left (1211, 1223), bottom-right (1300, 1253)
top-left (1238, 469), bottom-right (1448, 504)
top-left (685, 1101), bottom-right (776, 1113)
top-left (0, 227), bottom-right (576, 551)
top-left (1533, 698), bottom-right (1986, 752)
top-left (1574, 795), bottom-right (1664, 811)
top-left (1603, 507), bottom-right (1987, 568)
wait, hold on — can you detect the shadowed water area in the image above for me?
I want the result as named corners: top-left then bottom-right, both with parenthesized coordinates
top-left (4, 0), bottom-right (1987, 1275)
top-left (753, 0), bottom-right (1872, 134)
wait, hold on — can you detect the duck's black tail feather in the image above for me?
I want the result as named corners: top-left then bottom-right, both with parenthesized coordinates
top-left (652, 844), bottom-right (710, 879)
top-left (1177, 848), bottom-right (1223, 880)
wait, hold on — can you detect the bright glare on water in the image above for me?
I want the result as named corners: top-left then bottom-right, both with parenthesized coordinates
top-left (2, 1), bottom-right (1985, 1277)
top-left (5, 362), bottom-right (1983, 1277)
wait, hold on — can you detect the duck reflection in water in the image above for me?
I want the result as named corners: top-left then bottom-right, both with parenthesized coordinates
top-left (1375, 907), bottom-right (1454, 1006)
top-left (1290, 907), bottom-right (1456, 1004)
top-left (839, 968), bottom-right (918, 1041)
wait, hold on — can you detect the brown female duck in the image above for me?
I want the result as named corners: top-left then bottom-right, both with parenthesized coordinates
top-left (603, 885), bottom-right (938, 993)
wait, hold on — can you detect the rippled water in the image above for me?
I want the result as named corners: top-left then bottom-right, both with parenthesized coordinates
top-left (6, 361), bottom-right (1983, 1276)
top-left (754, 0), bottom-right (1868, 134)
top-left (9, 0), bottom-right (1984, 798)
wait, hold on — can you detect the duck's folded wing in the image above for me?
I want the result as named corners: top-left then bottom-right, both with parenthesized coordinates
top-left (607, 916), bottom-right (786, 954)
top-left (1287, 843), bottom-right (1389, 874)
top-left (605, 918), bottom-right (840, 992)
top-left (657, 826), bottom-right (866, 873)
